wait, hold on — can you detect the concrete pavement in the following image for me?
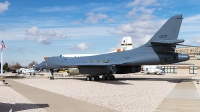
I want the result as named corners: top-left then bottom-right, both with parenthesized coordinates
top-left (155, 77), bottom-right (200, 112)
top-left (3, 74), bottom-right (200, 112)
top-left (6, 79), bottom-right (116, 112)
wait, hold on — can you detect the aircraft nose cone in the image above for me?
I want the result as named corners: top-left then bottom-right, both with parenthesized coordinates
top-left (35, 61), bottom-right (45, 70)
top-left (178, 54), bottom-right (190, 61)
top-left (34, 64), bottom-right (40, 69)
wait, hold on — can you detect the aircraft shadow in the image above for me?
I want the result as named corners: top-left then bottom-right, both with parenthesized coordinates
top-left (0, 103), bottom-right (49, 112)
top-left (56, 77), bottom-right (197, 85)
top-left (56, 77), bottom-right (132, 85)
top-left (114, 77), bottom-right (199, 84)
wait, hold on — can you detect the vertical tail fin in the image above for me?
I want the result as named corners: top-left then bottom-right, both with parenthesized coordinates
top-left (144, 14), bottom-right (183, 47)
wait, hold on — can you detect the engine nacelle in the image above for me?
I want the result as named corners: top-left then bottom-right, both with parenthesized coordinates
top-left (68, 68), bottom-right (80, 75)
top-left (115, 66), bottom-right (141, 74)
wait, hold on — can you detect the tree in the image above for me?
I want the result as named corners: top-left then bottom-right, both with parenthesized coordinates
top-left (7, 64), bottom-right (13, 71)
top-left (14, 62), bottom-right (22, 70)
top-left (28, 61), bottom-right (37, 68)
top-left (3, 63), bottom-right (8, 70)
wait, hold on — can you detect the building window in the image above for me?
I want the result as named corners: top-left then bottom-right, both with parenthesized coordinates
top-left (189, 66), bottom-right (198, 74)
top-left (194, 53), bottom-right (200, 58)
top-left (161, 66), bottom-right (177, 73)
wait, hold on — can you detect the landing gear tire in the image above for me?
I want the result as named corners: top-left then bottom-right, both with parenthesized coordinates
top-left (50, 77), bottom-right (54, 80)
top-left (95, 76), bottom-right (100, 81)
top-left (86, 76), bottom-right (91, 81)
top-left (91, 76), bottom-right (95, 81)
top-left (102, 75), bottom-right (107, 80)
top-left (111, 75), bottom-right (115, 80)
top-left (107, 76), bottom-right (111, 80)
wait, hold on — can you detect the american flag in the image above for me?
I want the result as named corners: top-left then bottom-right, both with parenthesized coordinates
top-left (1, 40), bottom-right (6, 50)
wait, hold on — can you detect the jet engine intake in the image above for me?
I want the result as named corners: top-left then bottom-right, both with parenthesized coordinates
top-left (68, 68), bottom-right (80, 75)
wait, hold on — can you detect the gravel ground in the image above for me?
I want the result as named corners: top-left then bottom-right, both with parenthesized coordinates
top-left (14, 77), bottom-right (176, 112)
top-left (0, 82), bottom-right (47, 112)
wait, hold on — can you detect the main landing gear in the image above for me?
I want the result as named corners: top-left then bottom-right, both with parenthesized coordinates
top-left (86, 74), bottom-right (115, 81)
top-left (102, 75), bottom-right (115, 80)
top-left (86, 76), bottom-right (100, 81)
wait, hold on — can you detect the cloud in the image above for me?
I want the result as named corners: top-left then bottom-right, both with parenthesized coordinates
top-left (126, 8), bottom-right (137, 18)
top-left (125, 0), bottom-right (158, 18)
top-left (106, 18), bottom-right (114, 22)
top-left (0, 28), bottom-right (5, 31)
top-left (182, 40), bottom-right (191, 45)
top-left (108, 47), bottom-right (117, 51)
top-left (92, 6), bottom-right (112, 12)
top-left (126, 0), bottom-right (158, 7)
top-left (114, 20), bottom-right (163, 34)
top-left (113, 0), bottom-right (164, 48)
top-left (29, 51), bottom-right (34, 53)
top-left (179, 14), bottom-right (200, 46)
top-left (70, 42), bottom-right (97, 51)
top-left (26, 27), bottom-right (40, 36)
top-left (126, 7), bottom-right (155, 18)
top-left (71, 20), bottom-right (82, 24)
top-left (194, 37), bottom-right (200, 44)
top-left (114, 18), bottom-right (164, 48)
top-left (108, 44), bottom-right (120, 52)
top-left (0, 1), bottom-right (10, 14)
top-left (38, 6), bottom-right (79, 12)
top-left (25, 27), bottom-right (67, 45)
top-left (85, 12), bottom-right (114, 24)
top-left (70, 43), bottom-right (89, 51)
top-left (7, 48), bottom-right (24, 53)
top-left (184, 14), bottom-right (200, 22)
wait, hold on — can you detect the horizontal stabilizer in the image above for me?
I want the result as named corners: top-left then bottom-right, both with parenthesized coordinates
top-left (151, 39), bottom-right (184, 44)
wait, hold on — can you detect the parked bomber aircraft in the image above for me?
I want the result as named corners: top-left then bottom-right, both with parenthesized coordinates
top-left (35, 15), bottom-right (190, 81)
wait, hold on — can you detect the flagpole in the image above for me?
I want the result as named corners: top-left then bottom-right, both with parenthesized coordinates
top-left (1, 40), bottom-right (5, 76)
top-left (1, 50), bottom-right (2, 76)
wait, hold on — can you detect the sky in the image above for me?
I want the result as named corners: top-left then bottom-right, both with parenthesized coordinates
top-left (0, 0), bottom-right (200, 66)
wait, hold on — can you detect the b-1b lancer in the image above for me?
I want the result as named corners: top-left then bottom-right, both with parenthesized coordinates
top-left (35, 14), bottom-right (190, 81)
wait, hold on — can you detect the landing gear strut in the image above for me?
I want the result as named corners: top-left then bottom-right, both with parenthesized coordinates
top-left (50, 69), bottom-right (54, 80)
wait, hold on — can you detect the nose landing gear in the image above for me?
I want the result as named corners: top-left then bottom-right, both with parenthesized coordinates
top-left (50, 69), bottom-right (54, 80)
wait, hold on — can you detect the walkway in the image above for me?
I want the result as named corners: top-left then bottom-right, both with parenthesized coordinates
top-left (6, 79), bottom-right (116, 112)
top-left (155, 77), bottom-right (200, 111)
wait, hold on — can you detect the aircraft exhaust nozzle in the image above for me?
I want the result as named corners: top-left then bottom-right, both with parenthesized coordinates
top-left (178, 54), bottom-right (190, 62)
